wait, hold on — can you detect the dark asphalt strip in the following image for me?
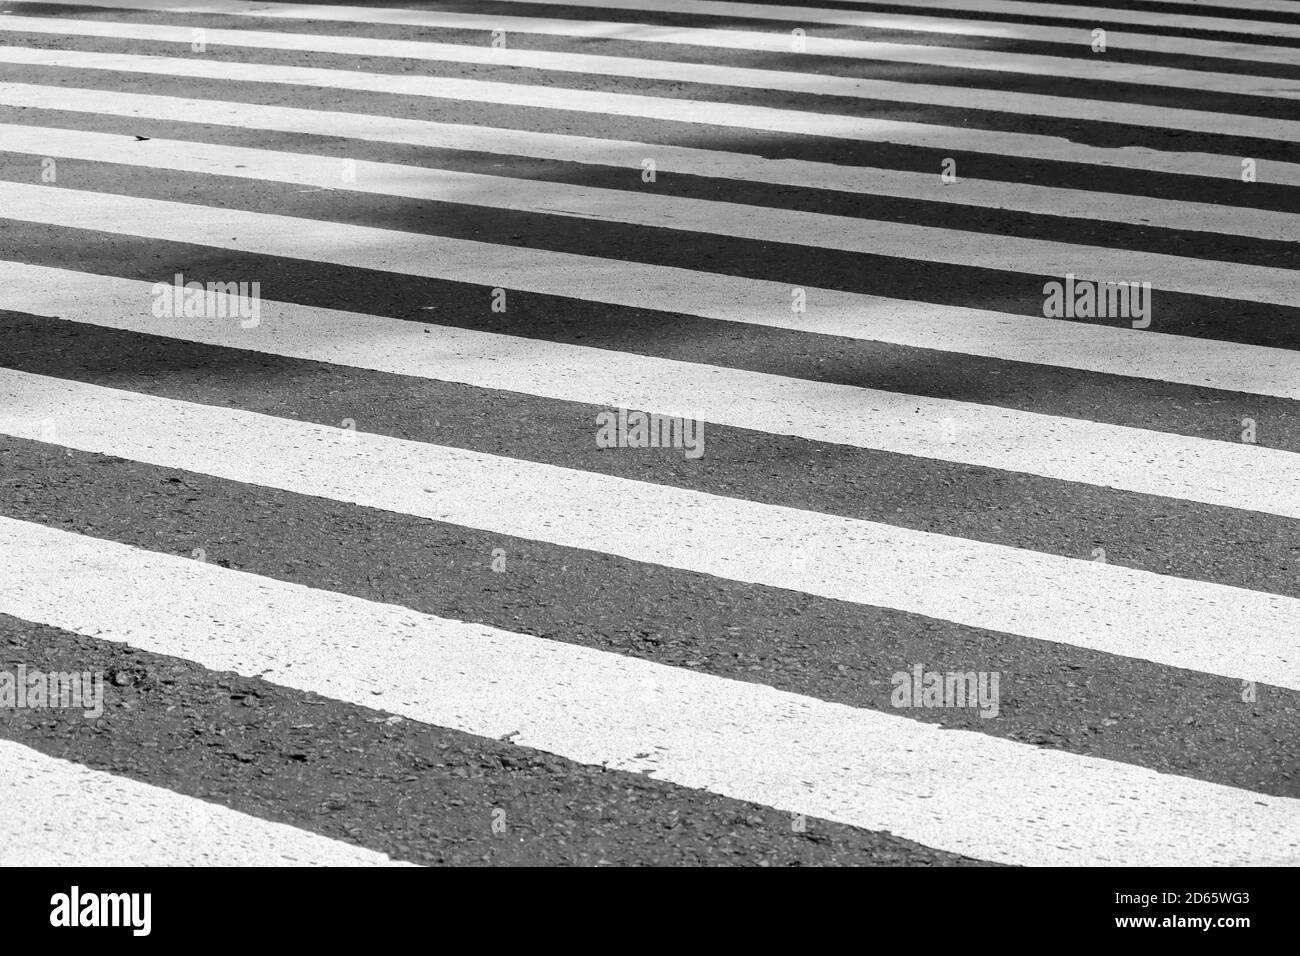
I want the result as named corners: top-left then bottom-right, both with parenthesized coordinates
top-left (3, 225), bottom-right (1298, 453)
top-left (1019, 0), bottom-right (1300, 19)
top-left (0, 436), bottom-right (1295, 799)
top-left (3, 64), bottom-right (1294, 212)
top-left (872, 0), bottom-right (1300, 22)
top-left (3, 106), bottom-right (1294, 271)
top-left (13, 2), bottom-right (1300, 80)
top-left (9, 33), bottom-right (1298, 163)
top-left (847, 0), bottom-right (1300, 22)
top-left (0, 615), bottom-right (991, 865)
top-left (2, 161), bottom-right (1295, 350)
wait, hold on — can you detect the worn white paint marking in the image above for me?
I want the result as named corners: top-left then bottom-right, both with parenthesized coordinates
top-left (2, 184), bottom-right (1296, 399)
top-left (2, 46), bottom-right (1293, 185)
top-left (1, 371), bottom-right (1299, 683)
top-left (1, 517), bottom-right (1297, 866)
top-left (8, 126), bottom-right (1294, 305)
top-left (0, 741), bottom-right (412, 866)
top-left (16, 0), bottom-right (1300, 65)
top-left (2, 83), bottom-right (1291, 241)
top-left (6, 15), bottom-right (1299, 135)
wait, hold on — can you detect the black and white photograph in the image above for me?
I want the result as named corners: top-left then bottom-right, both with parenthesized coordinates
top-left (0, 0), bottom-right (1293, 920)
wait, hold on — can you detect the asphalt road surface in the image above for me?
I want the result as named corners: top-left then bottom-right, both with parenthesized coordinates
top-left (0, 0), bottom-right (1297, 867)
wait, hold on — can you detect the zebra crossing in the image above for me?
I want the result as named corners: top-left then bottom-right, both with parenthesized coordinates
top-left (0, 0), bottom-right (1296, 866)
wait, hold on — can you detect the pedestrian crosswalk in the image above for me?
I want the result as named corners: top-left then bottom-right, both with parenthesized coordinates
top-left (0, 0), bottom-right (1296, 867)
top-left (6, 83), bottom-right (1297, 239)
top-left (9, 516), bottom-right (1300, 867)
top-left (14, 14), bottom-right (1300, 136)
top-left (8, 43), bottom-right (1299, 184)
top-left (12, 132), bottom-right (1293, 304)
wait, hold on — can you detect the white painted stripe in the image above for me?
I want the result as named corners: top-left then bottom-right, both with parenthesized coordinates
top-left (0, 740), bottom-right (410, 866)
top-left (1, 370), bottom-right (1299, 682)
top-left (7, 14), bottom-right (1299, 137)
top-left (3, 82), bottom-right (1290, 242)
top-left (11, 127), bottom-right (1294, 306)
top-left (3, 182), bottom-right (1296, 395)
top-left (4, 46), bottom-right (1295, 185)
top-left (18, 0), bottom-right (1300, 66)
top-left (1, 517), bottom-right (1297, 866)
top-left (491, 0), bottom-right (1300, 40)
top-left (802, 0), bottom-right (1300, 36)
top-left (7, 7), bottom-right (1293, 101)
top-left (6, 259), bottom-right (1298, 407)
